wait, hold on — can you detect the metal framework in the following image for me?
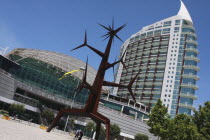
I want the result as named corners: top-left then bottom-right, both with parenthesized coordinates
top-left (46, 22), bottom-right (139, 140)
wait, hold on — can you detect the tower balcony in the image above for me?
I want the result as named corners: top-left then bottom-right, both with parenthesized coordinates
top-left (186, 40), bottom-right (198, 46)
top-left (182, 25), bottom-right (195, 30)
top-left (181, 32), bottom-right (197, 38)
top-left (184, 56), bottom-right (200, 62)
top-left (183, 65), bottom-right (200, 71)
top-left (182, 74), bottom-right (199, 80)
top-left (158, 57), bottom-right (167, 61)
top-left (185, 48), bottom-right (199, 54)
top-left (180, 83), bottom-right (198, 90)
top-left (178, 103), bottom-right (195, 110)
top-left (180, 93), bottom-right (198, 100)
top-left (140, 99), bottom-right (157, 104)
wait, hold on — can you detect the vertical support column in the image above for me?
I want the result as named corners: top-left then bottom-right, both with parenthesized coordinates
top-left (142, 114), bottom-right (144, 122)
top-left (95, 122), bottom-right (101, 140)
top-left (107, 94), bottom-right (109, 100)
top-left (106, 121), bottom-right (110, 140)
top-left (128, 99), bottom-right (130, 106)
top-left (121, 105), bottom-right (124, 114)
top-left (135, 112), bottom-right (137, 120)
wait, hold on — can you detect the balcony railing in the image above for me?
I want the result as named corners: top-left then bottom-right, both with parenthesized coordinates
top-left (184, 56), bottom-right (200, 62)
top-left (185, 48), bottom-right (199, 54)
top-left (182, 25), bottom-right (195, 30)
top-left (181, 32), bottom-right (197, 38)
top-left (178, 103), bottom-right (195, 110)
top-left (186, 40), bottom-right (198, 46)
top-left (140, 99), bottom-right (157, 104)
top-left (182, 74), bottom-right (199, 80)
top-left (181, 83), bottom-right (198, 90)
top-left (183, 65), bottom-right (200, 71)
top-left (180, 93), bottom-right (198, 100)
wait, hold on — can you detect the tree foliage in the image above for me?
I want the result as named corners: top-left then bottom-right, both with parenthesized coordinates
top-left (135, 133), bottom-right (148, 140)
top-left (147, 99), bottom-right (170, 139)
top-left (169, 114), bottom-right (201, 140)
top-left (69, 118), bottom-right (75, 130)
top-left (193, 101), bottom-right (210, 139)
top-left (9, 103), bottom-right (25, 116)
top-left (85, 122), bottom-right (96, 132)
top-left (41, 109), bottom-right (55, 126)
top-left (147, 99), bottom-right (210, 140)
top-left (110, 123), bottom-right (121, 140)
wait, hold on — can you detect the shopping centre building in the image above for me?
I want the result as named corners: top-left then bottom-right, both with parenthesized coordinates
top-left (0, 48), bottom-right (155, 139)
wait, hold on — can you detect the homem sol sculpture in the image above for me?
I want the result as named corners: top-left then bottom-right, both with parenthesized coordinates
top-left (47, 21), bottom-right (139, 140)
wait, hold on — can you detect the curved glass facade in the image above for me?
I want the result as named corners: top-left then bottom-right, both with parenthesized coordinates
top-left (3, 54), bottom-right (90, 104)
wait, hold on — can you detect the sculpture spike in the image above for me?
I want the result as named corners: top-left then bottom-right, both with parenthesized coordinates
top-left (115, 24), bottom-right (126, 33)
top-left (98, 23), bottom-right (112, 32)
top-left (70, 31), bottom-right (87, 51)
top-left (112, 17), bottom-right (114, 30)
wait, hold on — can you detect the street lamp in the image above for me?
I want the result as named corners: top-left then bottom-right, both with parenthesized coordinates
top-left (63, 67), bottom-right (85, 132)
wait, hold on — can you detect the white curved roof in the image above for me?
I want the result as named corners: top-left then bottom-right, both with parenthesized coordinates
top-left (6, 48), bottom-right (97, 85)
top-left (177, 0), bottom-right (193, 24)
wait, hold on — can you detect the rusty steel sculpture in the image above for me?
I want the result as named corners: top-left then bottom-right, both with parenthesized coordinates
top-left (47, 22), bottom-right (139, 140)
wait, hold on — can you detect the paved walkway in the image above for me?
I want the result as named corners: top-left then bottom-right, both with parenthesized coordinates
top-left (0, 118), bottom-right (88, 140)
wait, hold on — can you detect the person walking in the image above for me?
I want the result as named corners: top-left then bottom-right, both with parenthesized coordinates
top-left (78, 130), bottom-right (83, 140)
top-left (74, 130), bottom-right (80, 139)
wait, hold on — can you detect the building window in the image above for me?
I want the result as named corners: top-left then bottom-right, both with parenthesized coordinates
top-left (163, 21), bottom-right (172, 27)
top-left (147, 31), bottom-right (154, 37)
top-left (154, 29), bottom-right (161, 35)
top-left (174, 27), bottom-right (180, 33)
top-left (175, 20), bottom-right (180, 25)
top-left (162, 28), bottom-right (170, 34)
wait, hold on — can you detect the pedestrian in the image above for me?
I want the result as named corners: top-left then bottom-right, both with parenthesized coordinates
top-left (74, 130), bottom-right (80, 139)
top-left (78, 130), bottom-right (83, 140)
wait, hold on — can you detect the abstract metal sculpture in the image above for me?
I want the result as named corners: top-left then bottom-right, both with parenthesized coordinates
top-left (47, 21), bottom-right (139, 140)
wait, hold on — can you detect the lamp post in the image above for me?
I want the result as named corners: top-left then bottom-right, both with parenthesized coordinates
top-left (63, 67), bottom-right (85, 132)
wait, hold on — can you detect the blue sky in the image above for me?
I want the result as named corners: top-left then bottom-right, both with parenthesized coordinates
top-left (0, 0), bottom-right (209, 109)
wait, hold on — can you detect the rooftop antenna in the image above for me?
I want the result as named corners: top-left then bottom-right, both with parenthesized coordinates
top-left (0, 46), bottom-right (9, 56)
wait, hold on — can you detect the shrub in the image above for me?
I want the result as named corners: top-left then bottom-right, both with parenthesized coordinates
top-left (135, 133), bottom-right (149, 140)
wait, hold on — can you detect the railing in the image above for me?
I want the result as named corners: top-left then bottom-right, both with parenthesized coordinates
top-left (181, 83), bottom-right (198, 90)
top-left (180, 93), bottom-right (198, 100)
top-left (184, 56), bottom-right (200, 62)
top-left (182, 74), bottom-right (199, 80)
top-left (186, 40), bottom-right (198, 46)
top-left (185, 48), bottom-right (199, 53)
top-left (178, 103), bottom-right (195, 110)
top-left (183, 65), bottom-right (200, 71)
top-left (182, 25), bottom-right (195, 30)
top-left (181, 32), bottom-right (197, 38)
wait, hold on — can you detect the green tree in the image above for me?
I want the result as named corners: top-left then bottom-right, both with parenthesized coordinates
top-left (147, 99), bottom-right (170, 139)
top-left (9, 103), bottom-right (25, 117)
top-left (69, 118), bottom-right (75, 131)
top-left (135, 133), bottom-right (148, 140)
top-left (169, 114), bottom-right (201, 140)
top-left (110, 123), bottom-right (121, 140)
top-left (86, 122), bottom-right (96, 132)
top-left (41, 109), bottom-right (55, 126)
top-left (85, 122), bottom-right (96, 138)
top-left (193, 101), bottom-right (210, 139)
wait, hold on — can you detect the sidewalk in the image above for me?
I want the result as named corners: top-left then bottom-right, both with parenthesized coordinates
top-left (0, 117), bottom-right (88, 140)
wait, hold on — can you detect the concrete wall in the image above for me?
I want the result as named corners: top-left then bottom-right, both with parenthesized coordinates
top-left (0, 72), bottom-right (15, 100)
top-left (98, 106), bottom-right (157, 140)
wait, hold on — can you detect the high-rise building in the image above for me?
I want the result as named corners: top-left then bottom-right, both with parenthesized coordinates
top-left (114, 1), bottom-right (199, 117)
